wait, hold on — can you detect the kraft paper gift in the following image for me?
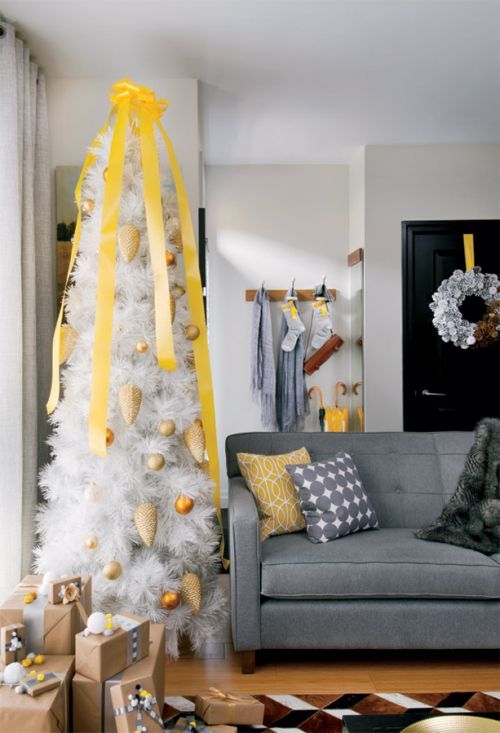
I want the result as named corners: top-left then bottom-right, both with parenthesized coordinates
top-left (110, 683), bottom-right (164, 733)
top-left (0, 575), bottom-right (92, 655)
top-left (195, 688), bottom-right (265, 726)
top-left (75, 611), bottom-right (150, 683)
top-left (173, 717), bottom-right (237, 733)
top-left (0, 623), bottom-right (26, 664)
top-left (73, 623), bottom-right (165, 732)
top-left (0, 654), bottom-right (74, 733)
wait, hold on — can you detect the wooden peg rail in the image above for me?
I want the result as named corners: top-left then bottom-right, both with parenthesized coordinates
top-left (245, 288), bottom-right (336, 302)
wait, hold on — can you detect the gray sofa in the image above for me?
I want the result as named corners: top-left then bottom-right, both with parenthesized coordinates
top-left (226, 431), bottom-right (500, 673)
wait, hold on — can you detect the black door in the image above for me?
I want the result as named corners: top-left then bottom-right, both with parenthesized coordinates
top-left (403, 220), bottom-right (500, 431)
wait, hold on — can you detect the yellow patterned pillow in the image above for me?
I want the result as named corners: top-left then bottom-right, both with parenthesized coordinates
top-left (237, 447), bottom-right (310, 540)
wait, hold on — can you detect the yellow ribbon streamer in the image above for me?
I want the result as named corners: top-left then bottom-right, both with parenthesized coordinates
top-left (88, 97), bottom-right (130, 456)
top-left (464, 233), bottom-right (475, 271)
top-left (89, 80), bottom-right (176, 456)
top-left (139, 107), bottom-right (176, 371)
top-left (46, 117), bottom-right (111, 415)
top-left (156, 119), bottom-right (228, 567)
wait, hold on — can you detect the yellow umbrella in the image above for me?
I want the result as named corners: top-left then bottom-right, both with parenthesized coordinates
top-left (328, 382), bottom-right (348, 432)
top-left (353, 381), bottom-right (363, 431)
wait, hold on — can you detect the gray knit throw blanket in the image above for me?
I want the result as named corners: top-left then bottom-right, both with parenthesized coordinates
top-left (276, 315), bottom-right (309, 433)
top-left (251, 287), bottom-right (277, 429)
top-left (416, 417), bottom-right (500, 554)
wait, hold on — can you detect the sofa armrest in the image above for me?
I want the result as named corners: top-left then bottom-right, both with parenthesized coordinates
top-left (228, 477), bottom-right (261, 651)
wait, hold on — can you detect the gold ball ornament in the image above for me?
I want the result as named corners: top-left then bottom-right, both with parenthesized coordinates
top-left (82, 198), bottom-right (95, 213)
top-left (159, 590), bottom-right (180, 610)
top-left (33, 654), bottom-right (44, 665)
top-left (106, 428), bottom-right (114, 447)
top-left (171, 284), bottom-right (186, 299)
top-left (158, 419), bottom-right (176, 437)
top-left (147, 453), bottom-right (166, 471)
top-left (22, 658), bottom-right (32, 667)
top-left (175, 495), bottom-right (194, 515)
top-left (102, 560), bottom-right (122, 580)
top-left (185, 324), bottom-right (200, 341)
top-left (165, 250), bottom-right (176, 267)
top-left (135, 339), bottom-right (149, 353)
top-left (85, 536), bottom-right (98, 550)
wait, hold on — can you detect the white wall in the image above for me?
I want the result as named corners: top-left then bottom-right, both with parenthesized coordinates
top-left (47, 78), bottom-right (200, 225)
top-left (206, 165), bottom-right (350, 503)
top-left (363, 144), bottom-right (500, 431)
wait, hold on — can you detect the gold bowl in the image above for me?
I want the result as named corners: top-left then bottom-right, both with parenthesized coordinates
top-left (403, 715), bottom-right (500, 732)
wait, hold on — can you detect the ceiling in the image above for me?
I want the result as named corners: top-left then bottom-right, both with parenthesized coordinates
top-left (2, 0), bottom-right (499, 164)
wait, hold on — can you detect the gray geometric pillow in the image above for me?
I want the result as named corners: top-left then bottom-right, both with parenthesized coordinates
top-left (286, 451), bottom-right (379, 543)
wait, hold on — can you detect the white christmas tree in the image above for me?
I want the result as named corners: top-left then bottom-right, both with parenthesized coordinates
top-left (35, 94), bottom-right (226, 656)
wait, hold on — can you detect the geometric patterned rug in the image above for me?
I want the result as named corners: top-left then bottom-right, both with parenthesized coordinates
top-left (163, 691), bottom-right (500, 731)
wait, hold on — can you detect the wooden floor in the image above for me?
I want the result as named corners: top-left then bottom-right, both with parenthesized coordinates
top-left (166, 645), bottom-right (500, 695)
top-left (165, 576), bottom-right (499, 695)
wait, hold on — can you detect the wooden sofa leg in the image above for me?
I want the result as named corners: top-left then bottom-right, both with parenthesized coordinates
top-left (241, 650), bottom-right (256, 674)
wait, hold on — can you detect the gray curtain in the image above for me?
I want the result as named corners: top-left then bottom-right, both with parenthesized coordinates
top-left (0, 20), bottom-right (54, 599)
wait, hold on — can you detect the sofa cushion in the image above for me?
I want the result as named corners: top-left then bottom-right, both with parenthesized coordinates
top-left (286, 452), bottom-right (379, 543)
top-left (260, 528), bottom-right (500, 600)
top-left (236, 447), bottom-right (309, 540)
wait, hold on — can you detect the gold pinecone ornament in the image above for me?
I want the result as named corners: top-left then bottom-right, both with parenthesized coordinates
top-left (184, 419), bottom-right (206, 463)
top-left (59, 324), bottom-right (78, 364)
top-left (134, 502), bottom-right (157, 547)
top-left (169, 292), bottom-right (176, 324)
top-left (118, 384), bottom-right (143, 426)
top-left (166, 217), bottom-right (182, 251)
top-left (180, 572), bottom-right (201, 614)
top-left (118, 223), bottom-right (140, 263)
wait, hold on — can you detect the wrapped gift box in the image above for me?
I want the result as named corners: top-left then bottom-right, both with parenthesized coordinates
top-left (73, 622), bottom-right (164, 732)
top-left (0, 654), bottom-right (74, 733)
top-left (172, 717), bottom-right (237, 733)
top-left (195, 689), bottom-right (265, 726)
top-left (0, 575), bottom-right (92, 655)
top-left (110, 683), bottom-right (164, 733)
top-left (75, 611), bottom-right (150, 683)
top-left (0, 623), bottom-right (26, 664)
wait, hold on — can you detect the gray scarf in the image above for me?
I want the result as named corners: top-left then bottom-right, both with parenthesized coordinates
top-left (276, 295), bottom-right (309, 432)
top-left (251, 287), bottom-right (277, 429)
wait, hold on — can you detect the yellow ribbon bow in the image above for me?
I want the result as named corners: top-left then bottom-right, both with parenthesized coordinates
top-left (46, 79), bottom-right (226, 564)
top-left (207, 688), bottom-right (244, 703)
top-left (313, 299), bottom-right (328, 317)
top-left (282, 300), bottom-right (298, 319)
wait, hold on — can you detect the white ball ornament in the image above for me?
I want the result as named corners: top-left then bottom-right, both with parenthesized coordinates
top-left (41, 570), bottom-right (58, 594)
top-left (86, 612), bottom-right (107, 635)
top-left (4, 662), bottom-right (25, 685)
top-left (15, 685), bottom-right (27, 694)
top-left (85, 482), bottom-right (102, 503)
